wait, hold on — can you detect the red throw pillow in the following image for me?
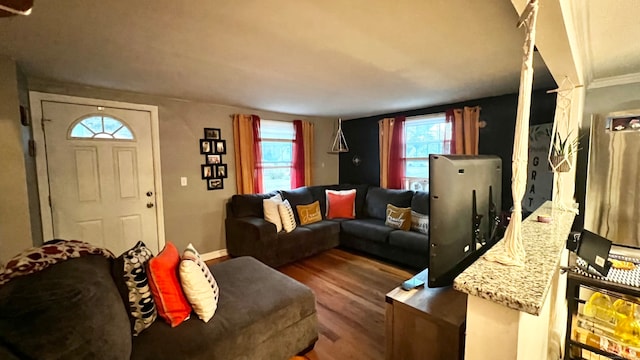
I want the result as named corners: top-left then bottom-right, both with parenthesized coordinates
top-left (326, 189), bottom-right (356, 219)
top-left (147, 242), bottom-right (192, 327)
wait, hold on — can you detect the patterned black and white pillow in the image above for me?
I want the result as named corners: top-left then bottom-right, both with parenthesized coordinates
top-left (113, 241), bottom-right (157, 336)
top-left (179, 243), bottom-right (220, 322)
top-left (278, 199), bottom-right (297, 233)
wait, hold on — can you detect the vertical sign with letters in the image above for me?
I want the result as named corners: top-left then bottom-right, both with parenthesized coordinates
top-left (523, 123), bottom-right (553, 213)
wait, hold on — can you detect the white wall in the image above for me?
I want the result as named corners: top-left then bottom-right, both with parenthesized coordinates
top-left (0, 56), bottom-right (33, 263)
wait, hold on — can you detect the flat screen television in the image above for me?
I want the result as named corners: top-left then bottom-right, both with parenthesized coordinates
top-left (428, 154), bottom-right (502, 287)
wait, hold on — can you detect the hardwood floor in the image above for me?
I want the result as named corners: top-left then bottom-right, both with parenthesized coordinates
top-left (278, 249), bottom-right (415, 360)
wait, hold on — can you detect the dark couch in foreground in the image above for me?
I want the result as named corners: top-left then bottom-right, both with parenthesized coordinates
top-left (226, 185), bottom-right (430, 269)
top-left (0, 255), bottom-right (317, 360)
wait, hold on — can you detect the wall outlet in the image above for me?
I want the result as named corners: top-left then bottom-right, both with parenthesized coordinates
top-left (180, 177), bottom-right (187, 186)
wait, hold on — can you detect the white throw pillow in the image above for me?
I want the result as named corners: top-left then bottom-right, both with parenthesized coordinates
top-left (411, 211), bottom-right (429, 235)
top-left (179, 243), bottom-right (219, 322)
top-left (278, 199), bottom-right (297, 233)
top-left (263, 194), bottom-right (283, 232)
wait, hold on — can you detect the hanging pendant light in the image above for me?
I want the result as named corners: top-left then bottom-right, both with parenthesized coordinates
top-left (329, 118), bottom-right (349, 153)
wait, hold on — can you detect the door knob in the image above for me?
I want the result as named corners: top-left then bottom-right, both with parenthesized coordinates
top-left (146, 191), bottom-right (153, 197)
top-left (146, 202), bottom-right (154, 208)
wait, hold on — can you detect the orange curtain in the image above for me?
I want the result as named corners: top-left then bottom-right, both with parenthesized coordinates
top-left (302, 120), bottom-right (314, 186)
top-left (451, 106), bottom-right (480, 155)
top-left (232, 114), bottom-right (261, 194)
top-left (379, 117), bottom-right (404, 189)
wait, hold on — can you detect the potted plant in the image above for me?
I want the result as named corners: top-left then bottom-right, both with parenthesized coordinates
top-left (549, 130), bottom-right (580, 172)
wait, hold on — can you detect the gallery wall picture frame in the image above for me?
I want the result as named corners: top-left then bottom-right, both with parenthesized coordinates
top-left (217, 163), bottom-right (228, 178)
top-left (201, 164), bottom-right (214, 179)
top-left (214, 140), bottom-right (227, 154)
top-left (204, 128), bottom-right (221, 139)
top-left (200, 139), bottom-right (213, 154)
top-left (207, 178), bottom-right (224, 190)
top-left (206, 154), bottom-right (221, 164)
top-left (200, 126), bottom-right (226, 190)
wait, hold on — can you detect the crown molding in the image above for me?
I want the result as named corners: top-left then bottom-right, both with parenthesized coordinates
top-left (588, 72), bottom-right (640, 89)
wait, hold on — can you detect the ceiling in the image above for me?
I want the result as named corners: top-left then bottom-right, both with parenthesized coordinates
top-left (0, 1), bottom-right (630, 118)
top-left (571, 0), bottom-right (640, 87)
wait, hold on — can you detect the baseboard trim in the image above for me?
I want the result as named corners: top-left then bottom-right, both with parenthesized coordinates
top-left (200, 249), bottom-right (229, 261)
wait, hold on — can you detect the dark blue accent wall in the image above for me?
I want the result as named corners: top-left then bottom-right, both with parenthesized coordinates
top-left (338, 89), bottom-right (557, 211)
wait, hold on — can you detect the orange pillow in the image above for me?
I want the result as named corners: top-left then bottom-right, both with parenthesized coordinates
top-left (326, 189), bottom-right (356, 219)
top-left (147, 242), bottom-right (192, 327)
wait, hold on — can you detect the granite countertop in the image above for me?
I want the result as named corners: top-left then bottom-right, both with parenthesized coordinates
top-left (453, 201), bottom-right (576, 316)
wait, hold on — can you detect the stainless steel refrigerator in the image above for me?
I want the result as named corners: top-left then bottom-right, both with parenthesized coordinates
top-left (584, 110), bottom-right (640, 248)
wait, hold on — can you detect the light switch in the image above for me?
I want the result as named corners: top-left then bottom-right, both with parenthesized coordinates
top-left (180, 177), bottom-right (188, 186)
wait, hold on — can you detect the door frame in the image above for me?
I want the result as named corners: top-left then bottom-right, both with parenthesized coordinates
top-left (29, 92), bottom-right (166, 250)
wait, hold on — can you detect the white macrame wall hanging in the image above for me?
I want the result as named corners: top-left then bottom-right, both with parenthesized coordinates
top-left (485, 0), bottom-right (539, 267)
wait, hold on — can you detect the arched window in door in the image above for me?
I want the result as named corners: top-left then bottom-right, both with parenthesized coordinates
top-left (69, 115), bottom-right (135, 140)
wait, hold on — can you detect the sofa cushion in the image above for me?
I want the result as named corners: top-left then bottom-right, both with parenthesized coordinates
top-left (263, 194), bottom-right (283, 232)
top-left (307, 184), bottom-right (369, 219)
top-left (388, 230), bottom-right (430, 253)
top-left (303, 220), bottom-right (341, 239)
top-left (112, 241), bottom-right (157, 336)
top-left (326, 189), bottom-right (356, 219)
top-left (385, 204), bottom-right (411, 231)
top-left (297, 201), bottom-right (322, 225)
top-left (411, 191), bottom-right (430, 215)
top-left (280, 187), bottom-right (314, 224)
top-left (365, 187), bottom-right (414, 220)
top-left (179, 244), bottom-right (219, 323)
top-left (341, 219), bottom-right (394, 243)
top-left (147, 242), bottom-right (192, 327)
top-left (411, 211), bottom-right (429, 235)
top-left (0, 255), bottom-right (132, 360)
top-left (131, 257), bottom-right (317, 360)
top-left (278, 199), bottom-right (297, 233)
top-left (230, 192), bottom-right (278, 218)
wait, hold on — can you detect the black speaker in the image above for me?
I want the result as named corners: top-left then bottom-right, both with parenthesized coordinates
top-left (567, 231), bottom-right (581, 252)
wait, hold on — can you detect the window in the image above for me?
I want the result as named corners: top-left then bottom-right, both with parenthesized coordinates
top-left (403, 113), bottom-right (451, 191)
top-left (260, 120), bottom-right (294, 193)
top-left (69, 115), bottom-right (134, 140)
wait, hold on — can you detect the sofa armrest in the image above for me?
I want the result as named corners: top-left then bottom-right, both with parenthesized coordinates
top-left (225, 217), bottom-right (278, 256)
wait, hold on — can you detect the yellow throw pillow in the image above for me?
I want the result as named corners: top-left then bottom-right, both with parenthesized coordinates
top-left (297, 201), bottom-right (322, 225)
top-left (385, 204), bottom-right (411, 231)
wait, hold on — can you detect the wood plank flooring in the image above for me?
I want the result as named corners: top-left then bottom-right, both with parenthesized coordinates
top-left (278, 249), bottom-right (415, 360)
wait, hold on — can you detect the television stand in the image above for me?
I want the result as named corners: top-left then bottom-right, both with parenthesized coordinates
top-left (385, 268), bottom-right (467, 360)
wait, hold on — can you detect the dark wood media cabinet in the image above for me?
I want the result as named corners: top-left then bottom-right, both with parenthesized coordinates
top-left (385, 269), bottom-right (467, 360)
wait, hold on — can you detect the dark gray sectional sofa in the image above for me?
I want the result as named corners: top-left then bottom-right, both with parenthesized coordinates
top-left (225, 184), bottom-right (430, 270)
top-left (0, 255), bottom-right (318, 360)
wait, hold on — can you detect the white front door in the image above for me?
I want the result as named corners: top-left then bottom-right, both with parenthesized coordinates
top-left (39, 100), bottom-right (160, 255)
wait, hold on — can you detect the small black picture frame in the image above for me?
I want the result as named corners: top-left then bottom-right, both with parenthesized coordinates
top-left (207, 178), bottom-right (224, 190)
top-left (200, 139), bottom-right (213, 154)
top-left (201, 164), bottom-right (214, 179)
top-left (217, 164), bottom-right (228, 178)
top-left (204, 128), bottom-right (221, 140)
top-left (206, 154), bottom-right (221, 164)
top-left (214, 140), bottom-right (227, 154)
